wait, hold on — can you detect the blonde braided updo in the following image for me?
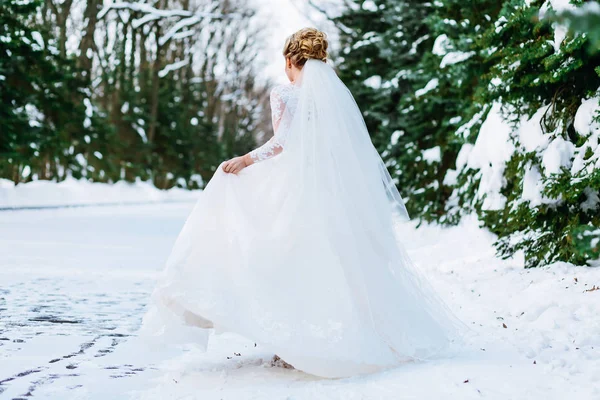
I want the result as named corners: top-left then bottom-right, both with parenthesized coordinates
top-left (283, 28), bottom-right (328, 68)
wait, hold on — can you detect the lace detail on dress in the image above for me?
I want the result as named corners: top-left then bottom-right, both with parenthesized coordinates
top-left (249, 83), bottom-right (298, 163)
top-left (249, 136), bottom-right (283, 162)
top-left (269, 83), bottom-right (297, 128)
top-left (270, 87), bottom-right (285, 127)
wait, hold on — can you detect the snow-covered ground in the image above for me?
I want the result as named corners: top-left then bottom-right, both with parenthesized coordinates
top-left (0, 178), bottom-right (200, 209)
top-left (0, 203), bottom-right (598, 399)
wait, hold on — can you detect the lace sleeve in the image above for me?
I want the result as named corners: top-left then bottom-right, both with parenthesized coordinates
top-left (270, 85), bottom-right (286, 132)
top-left (249, 86), bottom-right (286, 163)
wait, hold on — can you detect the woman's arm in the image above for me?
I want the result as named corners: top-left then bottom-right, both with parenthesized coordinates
top-left (222, 86), bottom-right (286, 174)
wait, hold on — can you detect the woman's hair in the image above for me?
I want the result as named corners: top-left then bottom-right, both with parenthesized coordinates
top-left (283, 28), bottom-right (328, 68)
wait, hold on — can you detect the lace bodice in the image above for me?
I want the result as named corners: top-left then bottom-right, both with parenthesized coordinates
top-left (249, 83), bottom-right (298, 162)
top-left (269, 83), bottom-right (298, 127)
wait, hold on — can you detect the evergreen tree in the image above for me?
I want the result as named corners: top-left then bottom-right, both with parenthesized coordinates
top-left (391, 0), bottom-right (500, 221)
top-left (336, 0), bottom-right (500, 220)
top-left (335, 0), bottom-right (600, 267)
top-left (0, 0), bottom-right (56, 183)
top-left (1, 0), bottom-right (269, 188)
top-left (0, 0), bottom-right (109, 183)
top-left (464, 0), bottom-right (600, 266)
top-left (335, 0), bottom-right (396, 150)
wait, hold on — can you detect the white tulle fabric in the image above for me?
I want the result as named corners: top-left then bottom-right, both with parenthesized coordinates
top-left (141, 60), bottom-right (462, 378)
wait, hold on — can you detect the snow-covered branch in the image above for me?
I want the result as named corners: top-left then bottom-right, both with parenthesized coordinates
top-left (98, 2), bottom-right (236, 21)
top-left (158, 59), bottom-right (189, 78)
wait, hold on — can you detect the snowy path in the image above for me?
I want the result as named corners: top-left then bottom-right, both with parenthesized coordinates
top-left (0, 203), bottom-right (598, 399)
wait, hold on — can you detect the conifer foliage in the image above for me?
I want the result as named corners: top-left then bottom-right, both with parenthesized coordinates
top-left (336, 0), bottom-right (600, 267)
top-left (0, 0), bottom-right (102, 184)
top-left (1, 0), bottom-right (269, 189)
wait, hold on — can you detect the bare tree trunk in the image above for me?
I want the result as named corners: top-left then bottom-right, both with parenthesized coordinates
top-left (78, 0), bottom-right (101, 75)
top-left (47, 0), bottom-right (73, 58)
top-left (139, 28), bottom-right (149, 94)
top-left (148, 22), bottom-right (163, 145)
top-left (12, 165), bottom-right (20, 185)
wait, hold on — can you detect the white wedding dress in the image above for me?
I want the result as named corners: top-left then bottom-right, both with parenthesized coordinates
top-left (142, 60), bottom-right (461, 378)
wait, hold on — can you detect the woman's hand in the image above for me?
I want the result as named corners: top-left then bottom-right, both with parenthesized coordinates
top-left (222, 154), bottom-right (253, 174)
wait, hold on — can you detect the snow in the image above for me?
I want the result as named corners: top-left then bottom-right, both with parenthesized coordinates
top-left (97, 2), bottom-right (225, 22)
top-left (552, 25), bottom-right (568, 52)
top-left (572, 96), bottom-right (600, 175)
top-left (410, 34), bottom-right (430, 55)
top-left (517, 106), bottom-right (550, 152)
top-left (495, 16), bottom-right (508, 34)
top-left (158, 60), bottom-right (189, 78)
top-left (432, 34), bottom-right (450, 56)
top-left (574, 96), bottom-right (600, 137)
top-left (422, 146), bottom-right (442, 163)
top-left (352, 33), bottom-right (382, 50)
top-left (455, 143), bottom-right (474, 170)
top-left (449, 116), bottom-right (462, 125)
top-left (135, 126), bottom-right (148, 143)
top-left (581, 187), bottom-right (600, 212)
top-left (363, 75), bottom-right (382, 89)
top-left (466, 103), bottom-right (515, 210)
top-left (442, 18), bottom-right (458, 27)
top-left (171, 29), bottom-right (195, 41)
top-left (131, 12), bottom-right (160, 29)
top-left (21, 166), bottom-right (31, 178)
top-left (461, 99), bottom-right (587, 209)
top-left (159, 16), bottom-right (223, 47)
top-left (546, 0), bottom-right (577, 13)
top-left (443, 169), bottom-right (459, 185)
top-left (24, 103), bottom-right (43, 128)
top-left (390, 130), bottom-right (404, 146)
top-left (541, 136), bottom-right (575, 176)
top-left (0, 178), bottom-right (200, 209)
top-left (540, 0), bottom-right (577, 53)
top-left (31, 31), bottom-right (44, 50)
top-left (456, 107), bottom-right (487, 140)
top-left (0, 205), bottom-right (598, 399)
top-left (522, 165), bottom-right (546, 207)
top-left (83, 98), bottom-right (93, 118)
top-left (415, 78), bottom-right (439, 97)
top-left (75, 153), bottom-right (87, 167)
top-left (440, 51), bottom-right (476, 68)
top-left (362, 0), bottom-right (378, 12)
top-left (572, 1), bottom-right (600, 16)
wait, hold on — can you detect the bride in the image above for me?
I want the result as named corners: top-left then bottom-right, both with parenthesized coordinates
top-left (143, 28), bottom-right (461, 378)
